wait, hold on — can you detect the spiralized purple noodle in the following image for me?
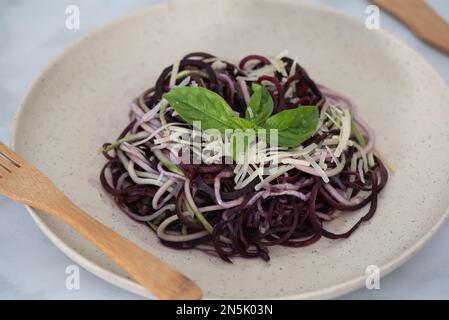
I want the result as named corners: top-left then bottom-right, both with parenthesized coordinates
top-left (100, 52), bottom-right (388, 262)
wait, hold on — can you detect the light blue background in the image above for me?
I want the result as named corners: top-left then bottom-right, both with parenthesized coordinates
top-left (1, 0), bottom-right (448, 299)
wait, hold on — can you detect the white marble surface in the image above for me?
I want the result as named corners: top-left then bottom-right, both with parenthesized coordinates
top-left (0, 0), bottom-right (448, 299)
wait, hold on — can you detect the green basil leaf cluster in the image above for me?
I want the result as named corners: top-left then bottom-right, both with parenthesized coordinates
top-left (163, 85), bottom-right (318, 148)
top-left (245, 83), bottom-right (273, 125)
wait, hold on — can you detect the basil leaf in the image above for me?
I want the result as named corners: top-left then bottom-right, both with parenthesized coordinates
top-left (245, 83), bottom-right (274, 125)
top-left (164, 87), bottom-right (253, 133)
top-left (263, 106), bottom-right (319, 147)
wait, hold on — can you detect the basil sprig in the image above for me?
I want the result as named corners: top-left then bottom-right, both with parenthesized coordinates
top-left (163, 86), bottom-right (318, 148)
top-left (245, 83), bottom-right (273, 125)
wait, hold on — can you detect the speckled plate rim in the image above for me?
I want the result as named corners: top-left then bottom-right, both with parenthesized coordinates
top-left (10, 0), bottom-right (449, 300)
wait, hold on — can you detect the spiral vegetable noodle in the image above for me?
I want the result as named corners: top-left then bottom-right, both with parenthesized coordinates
top-left (100, 52), bottom-right (388, 262)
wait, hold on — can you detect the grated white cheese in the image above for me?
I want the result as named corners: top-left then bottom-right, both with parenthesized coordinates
top-left (325, 145), bottom-right (340, 166)
top-left (234, 164), bottom-right (244, 184)
top-left (203, 57), bottom-right (218, 63)
top-left (288, 143), bottom-right (318, 158)
top-left (368, 152), bottom-right (375, 168)
top-left (235, 168), bottom-right (261, 190)
top-left (281, 158), bottom-right (310, 167)
top-left (358, 159), bottom-right (365, 184)
top-left (177, 76), bottom-right (191, 87)
top-left (334, 109), bottom-right (351, 157)
top-left (254, 165), bottom-right (294, 191)
top-left (290, 97), bottom-right (299, 104)
top-left (132, 122), bottom-right (185, 147)
top-left (330, 104), bottom-right (344, 115)
top-left (284, 84), bottom-right (295, 99)
top-left (324, 111), bottom-right (341, 129)
top-left (275, 49), bottom-right (289, 60)
top-left (246, 64), bottom-right (276, 79)
top-left (269, 58), bottom-right (288, 77)
top-left (141, 99), bottom-right (168, 122)
top-left (304, 154), bottom-right (329, 183)
top-left (211, 60), bottom-right (227, 70)
top-left (289, 57), bottom-right (298, 77)
top-left (258, 158), bottom-right (265, 181)
top-left (319, 150), bottom-right (328, 170)
top-left (323, 138), bottom-right (340, 146)
top-left (348, 140), bottom-right (368, 172)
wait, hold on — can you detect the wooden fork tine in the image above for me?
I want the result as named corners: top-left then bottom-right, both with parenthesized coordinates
top-left (0, 155), bottom-right (14, 173)
top-left (0, 142), bottom-right (22, 168)
top-left (0, 161), bottom-right (12, 174)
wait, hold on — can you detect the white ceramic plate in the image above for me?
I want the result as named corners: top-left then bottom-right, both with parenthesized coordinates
top-left (12, 0), bottom-right (449, 299)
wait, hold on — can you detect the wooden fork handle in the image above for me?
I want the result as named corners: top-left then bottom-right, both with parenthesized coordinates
top-left (48, 195), bottom-right (202, 300)
top-left (373, 0), bottom-right (449, 55)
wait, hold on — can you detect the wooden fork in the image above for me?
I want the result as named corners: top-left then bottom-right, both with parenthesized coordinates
top-left (0, 141), bottom-right (202, 300)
